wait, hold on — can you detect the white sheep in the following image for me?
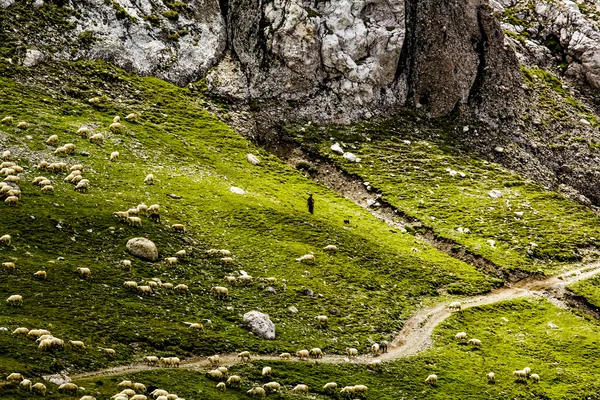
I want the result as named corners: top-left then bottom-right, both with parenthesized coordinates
top-left (354, 384), bottom-right (368, 394)
top-left (17, 121), bottom-right (28, 129)
top-left (247, 387), bottom-right (265, 397)
top-left (148, 204), bottom-right (160, 213)
top-left (144, 356), bottom-right (159, 366)
top-left (137, 203), bottom-right (148, 214)
top-left (144, 174), bottom-right (154, 185)
top-left (88, 97), bottom-right (101, 104)
top-left (12, 327), bottom-right (29, 335)
top-left (20, 378), bottom-right (32, 391)
top-left (513, 370), bottom-right (527, 381)
top-left (247, 153), bottom-right (260, 165)
top-left (279, 352), bottom-right (291, 359)
top-left (118, 380), bottom-right (135, 389)
top-left (32, 382), bottom-right (46, 395)
top-left (208, 355), bottom-right (220, 366)
top-left (217, 366), bottom-right (228, 375)
top-left (238, 351), bottom-right (251, 361)
top-left (1, 116), bottom-right (13, 125)
top-left (262, 366), bottom-right (271, 376)
top-left (127, 216), bottom-right (142, 226)
top-left (425, 374), bottom-right (438, 385)
top-left (162, 283), bottom-right (174, 290)
top-left (70, 340), bottom-right (86, 349)
top-left (4, 175), bottom-right (19, 183)
top-left (220, 257), bottom-right (233, 264)
top-left (487, 372), bottom-right (495, 383)
top-left (101, 348), bottom-right (117, 356)
top-left (263, 382), bottom-right (281, 393)
top-left (468, 338), bottom-right (481, 347)
top-left (137, 286), bottom-right (152, 295)
top-left (207, 370), bottom-right (223, 380)
top-left (448, 301), bottom-right (462, 311)
top-left (237, 275), bottom-right (253, 285)
top-left (2, 262), bottom-right (15, 271)
top-left (110, 151), bottom-right (120, 161)
top-left (323, 244), bottom-right (338, 252)
top-left (216, 382), bottom-right (226, 391)
top-left (122, 259), bottom-right (132, 269)
top-left (189, 323), bottom-right (203, 330)
top-left (0, 234), bottom-right (11, 245)
top-left (46, 135), bottom-right (59, 145)
top-left (292, 384), bottom-right (308, 393)
top-left (211, 286), bottom-right (228, 298)
top-left (1, 151), bottom-right (10, 160)
top-left (346, 347), bottom-right (358, 358)
top-left (175, 250), bottom-right (186, 258)
top-left (226, 375), bottom-right (241, 386)
top-left (7, 372), bottom-right (24, 382)
top-left (323, 382), bottom-right (337, 392)
top-left (523, 367), bottom-right (531, 376)
top-left (64, 143), bottom-right (75, 153)
top-left (172, 224), bottom-right (185, 232)
top-left (114, 211), bottom-right (129, 220)
top-left (6, 294), bottom-right (23, 305)
top-left (76, 126), bottom-right (89, 137)
top-left (371, 343), bottom-right (380, 355)
top-left (77, 267), bottom-right (92, 278)
top-left (58, 383), bottom-right (78, 394)
top-left (130, 395), bottom-right (147, 400)
top-left (89, 133), bottom-right (104, 144)
top-left (54, 146), bottom-right (67, 156)
top-left (295, 253), bottom-right (315, 263)
top-left (530, 373), bottom-right (540, 382)
top-left (110, 122), bottom-right (124, 132)
top-left (296, 349), bottom-right (309, 360)
top-left (2, 194), bottom-right (18, 204)
top-left (33, 270), bottom-right (47, 279)
top-left (41, 185), bottom-right (54, 194)
top-left (125, 113), bottom-right (138, 120)
top-left (455, 332), bottom-right (467, 341)
top-left (28, 329), bottom-right (51, 338)
top-left (174, 284), bottom-right (188, 293)
top-left (315, 315), bottom-right (328, 326)
top-left (79, 396), bottom-right (96, 400)
top-left (309, 348), bottom-right (323, 358)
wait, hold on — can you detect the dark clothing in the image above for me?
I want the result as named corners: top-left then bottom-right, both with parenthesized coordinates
top-left (307, 195), bottom-right (314, 214)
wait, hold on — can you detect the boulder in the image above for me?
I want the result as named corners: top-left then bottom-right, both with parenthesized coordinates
top-left (243, 311), bottom-right (276, 340)
top-left (126, 237), bottom-right (158, 261)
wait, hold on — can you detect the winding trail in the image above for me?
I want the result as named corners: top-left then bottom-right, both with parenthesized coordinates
top-left (69, 263), bottom-right (600, 381)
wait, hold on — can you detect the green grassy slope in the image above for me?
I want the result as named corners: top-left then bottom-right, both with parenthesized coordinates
top-left (569, 275), bottom-right (600, 308)
top-left (0, 62), bottom-right (499, 382)
top-left (288, 115), bottom-right (600, 274)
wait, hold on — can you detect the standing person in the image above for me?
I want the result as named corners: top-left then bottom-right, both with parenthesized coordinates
top-left (307, 193), bottom-right (314, 214)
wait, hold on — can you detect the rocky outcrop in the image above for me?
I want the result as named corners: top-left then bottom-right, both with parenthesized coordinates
top-left (243, 310), bottom-right (276, 339)
top-left (126, 237), bottom-right (158, 261)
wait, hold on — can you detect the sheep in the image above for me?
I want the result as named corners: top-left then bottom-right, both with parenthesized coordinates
top-left (32, 382), bottom-right (46, 395)
top-left (7, 372), bottom-right (24, 382)
top-left (513, 370), bottom-right (527, 381)
top-left (74, 179), bottom-right (88, 192)
top-left (58, 383), bottom-right (79, 394)
top-left (207, 369), bottom-right (223, 380)
top-left (353, 384), bottom-right (368, 394)
top-left (127, 208), bottom-right (139, 216)
top-left (220, 257), bottom-right (233, 264)
top-left (487, 372), bottom-right (495, 383)
top-left (226, 375), bottom-right (241, 386)
top-left (79, 396), bottom-right (96, 400)
top-left (39, 179), bottom-right (52, 187)
top-left (296, 349), bottom-right (309, 360)
top-left (315, 315), bottom-right (328, 326)
top-left (162, 283), bottom-right (174, 290)
top-left (455, 332), bottom-right (467, 341)
top-left (530, 373), bottom-right (540, 382)
top-left (448, 301), bottom-right (462, 312)
top-left (309, 348), bottom-right (323, 359)
top-left (123, 281), bottom-right (138, 290)
top-left (130, 396), bottom-right (147, 400)
top-left (292, 384), bottom-right (308, 393)
top-left (51, 338), bottom-right (64, 350)
top-left (237, 275), bottom-right (253, 285)
top-left (238, 351), bottom-right (251, 361)
top-left (54, 147), bottom-right (68, 156)
top-left (127, 216), bottom-right (142, 226)
top-left (88, 97), bottom-right (101, 104)
top-left (41, 185), bottom-right (54, 194)
top-left (208, 355), bottom-right (220, 366)
top-left (110, 122), bottom-right (124, 132)
top-left (0, 234), bottom-right (11, 245)
top-left (89, 133), bottom-right (104, 144)
top-left (114, 211), bottom-right (129, 220)
top-left (4, 195), bottom-right (19, 205)
top-left (46, 135), bottom-right (59, 145)
top-left (175, 249), bottom-right (186, 258)
top-left (144, 174), bottom-right (154, 185)
top-left (174, 284), bottom-right (188, 293)
top-left (295, 253), bottom-right (315, 263)
top-left (523, 367), bottom-right (531, 376)
top-left (76, 126), bottom-right (89, 137)
top-left (17, 121), bottom-right (28, 129)
top-left (12, 165), bottom-right (23, 173)
top-left (137, 203), bottom-right (148, 214)
top-left (36, 334), bottom-right (53, 343)
top-left (33, 270), bottom-right (47, 279)
top-left (323, 244), bottom-right (338, 252)
top-left (122, 259), bottom-right (132, 269)
top-left (263, 277), bottom-right (277, 284)
top-left (368, 359), bottom-right (383, 371)
top-left (1, 116), bottom-right (13, 125)
top-left (70, 340), bottom-right (86, 350)
top-left (189, 323), bottom-right (203, 330)
top-left (38, 338), bottom-right (53, 350)
top-left (279, 352), bottom-right (291, 359)
top-left (12, 327), bottom-right (29, 335)
top-left (345, 347), bottom-right (358, 358)
top-left (224, 276), bottom-right (236, 284)
top-left (1, 151), bottom-right (10, 160)
top-left (217, 366), bottom-right (228, 375)
top-left (4, 175), bottom-right (19, 183)
top-left (6, 294), bottom-right (23, 305)
top-left (164, 257), bottom-right (178, 265)
top-left (371, 343), bottom-right (380, 355)
top-left (20, 378), bottom-right (32, 391)
top-left (148, 204), bottom-right (160, 213)
top-left (137, 286), bottom-right (152, 295)
top-left (263, 382), bottom-right (280, 392)
top-left (64, 143), bottom-right (76, 153)
top-left (28, 329), bottom-right (51, 338)
top-left (0, 161), bottom-right (15, 168)
top-left (164, 356), bottom-right (180, 367)
top-left (125, 113), bottom-right (138, 120)
top-left (468, 338), bottom-right (482, 347)
top-left (172, 224), bottom-right (185, 232)
top-left (216, 382), bottom-right (226, 391)
top-left (110, 151), bottom-right (120, 161)
top-left (101, 348), bottom-right (117, 356)
top-left (3, 261), bottom-right (15, 271)
top-left (144, 356), bottom-right (159, 366)
top-left (340, 386), bottom-right (355, 395)
top-left (425, 374), bottom-right (438, 385)
top-left (166, 394), bottom-right (178, 400)
top-left (211, 286), bottom-right (228, 298)
top-left (262, 366), bottom-right (271, 376)
top-left (77, 267), bottom-right (92, 278)
top-left (323, 382), bottom-right (338, 392)
top-left (247, 387), bottom-right (265, 398)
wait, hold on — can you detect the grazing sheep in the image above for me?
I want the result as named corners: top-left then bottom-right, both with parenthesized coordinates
top-left (125, 113), bottom-right (138, 120)
top-left (4, 175), bottom-right (19, 183)
top-left (118, 381), bottom-right (135, 389)
top-left (144, 174), bottom-right (154, 185)
top-left (12, 165), bottom-right (23, 173)
top-left (70, 340), bottom-right (86, 350)
top-left (33, 270), bottom-right (46, 279)
top-left (323, 244), bottom-right (338, 252)
top-left (371, 343), bottom-right (380, 355)
top-left (20, 378), bottom-right (32, 391)
top-left (247, 153), bottom-right (261, 165)
top-left (110, 151), bottom-right (120, 161)
top-left (28, 329), bottom-right (51, 338)
top-left (39, 179), bottom-right (52, 187)
top-left (292, 384), bottom-right (308, 393)
top-left (77, 267), bottom-right (92, 278)
top-left (144, 356), bottom-right (159, 366)
top-left (12, 327), bottom-right (29, 335)
top-left (220, 257), bottom-right (234, 265)
top-left (148, 204), bottom-right (160, 213)
top-left (1, 151), bottom-right (10, 160)
top-left (127, 208), bottom-right (139, 216)
top-left (523, 367), bottom-right (531, 376)
top-left (5, 195), bottom-right (19, 205)
top-left (41, 185), bottom-right (54, 194)
top-left (346, 347), bottom-right (358, 358)
top-left (165, 257), bottom-right (178, 265)
top-left (127, 216), bottom-right (142, 226)
top-left (208, 355), bottom-right (220, 366)
top-left (113, 211), bottom-right (129, 220)
top-left (38, 338), bottom-right (53, 350)
top-left (237, 275), bottom-right (253, 285)
top-left (513, 370), bottom-right (527, 381)
top-left (54, 146), bottom-right (67, 156)
top-left (295, 253), bottom-right (315, 263)
top-left (323, 382), bottom-right (338, 392)
top-left (175, 250), bottom-right (186, 258)
top-left (226, 375), bottom-right (241, 386)
top-left (3, 262), bottom-right (15, 271)
top-left (76, 126), bottom-right (89, 137)
top-left (247, 387), bottom-right (265, 398)
top-left (238, 351), bottom-right (251, 361)
top-left (172, 224), bottom-right (185, 232)
top-left (340, 386), bottom-right (355, 395)
top-left (309, 348), bottom-right (323, 359)
top-left (296, 349), bottom-right (309, 360)
top-left (89, 133), bottom-right (104, 144)
top-left (64, 143), bottom-right (76, 153)
top-left (262, 366), bottom-right (271, 377)
top-left (124, 281), bottom-right (138, 289)
top-left (455, 332), bottom-right (467, 341)
top-left (1, 116), bottom-right (13, 125)
top-left (0, 234), bottom-right (11, 245)
top-left (425, 374), bottom-right (438, 385)
top-left (189, 323), bottom-right (203, 330)
top-left (58, 383), bottom-right (78, 394)
top-left (211, 286), bottom-right (228, 298)
top-left (7, 373), bottom-right (24, 382)
top-left (487, 372), bottom-right (495, 383)
top-left (217, 366), bottom-right (228, 375)
top-left (101, 348), bottom-right (117, 356)
top-left (137, 204), bottom-right (148, 214)
top-left (224, 275), bottom-right (236, 283)
top-left (88, 97), bottom-right (101, 104)
top-left (207, 370), bottom-right (223, 380)
top-left (530, 373), bottom-right (540, 382)
top-left (162, 283), bottom-right (174, 290)
top-left (130, 395), bottom-right (147, 400)
top-left (354, 384), bottom-right (368, 394)
top-left (46, 135), bottom-right (59, 145)
top-left (448, 301), bottom-right (462, 312)
top-left (216, 382), bottom-right (226, 391)
top-left (122, 260), bottom-right (132, 269)
top-left (137, 286), bottom-right (152, 295)
top-left (17, 121), bottom-right (28, 129)
top-left (368, 359), bottom-right (383, 371)
top-left (6, 294), bottom-right (23, 305)
top-left (315, 315), bottom-right (328, 326)
top-left (146, 281), bottom-right (157, 288)
top-left (468, 338), bottom-right (482, 347)
top-left (279, 352), bottom-right (291, 359)
top-left (110, 122), bottom-right (124, 132)
top-left (174, 284), bottom-right (188, 293)
top-left (79, 396), bottom-right (96, 400)
top-left (263, 382), bottom-right (281, 392)
top-left (32, 382), bottom-right (46, 395)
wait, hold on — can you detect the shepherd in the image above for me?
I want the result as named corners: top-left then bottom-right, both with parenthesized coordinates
top-left (307, 193), bottom-right (314, 214)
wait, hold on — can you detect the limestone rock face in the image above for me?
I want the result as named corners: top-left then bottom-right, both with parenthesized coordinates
top-left (243, 310), bottom-right (276, 340)
top-left (126, 237), bottom-right (158, 261)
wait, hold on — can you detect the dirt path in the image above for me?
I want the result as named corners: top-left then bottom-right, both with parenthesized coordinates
top-left (69, 263), bottom-right (600, 381)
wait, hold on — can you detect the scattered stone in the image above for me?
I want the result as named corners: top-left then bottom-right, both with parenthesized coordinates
top-left (402, 140), bottom-right (411, 145)
top-left (488, 189), bottom-right (503, 198)
top-left (126, 237), bottom-right (159, 261)
top-left (167, 193), bottom-right (182, 199)
top-left (514, 211), bottom-right (524, 218)
top-left (302, 288), bottom-right (314, 297)
top-left (331, 143), bottom-right (344, 155)
top-left (265, 286), bottom-right (276, 294)
top-left (247, 153), bottom-right (261, 165)
top-left (22, 49), bottom-right (44, 68)
top-left (57, 257), bottom-right (64, 261)
top-left (0, 0), bottom-right (14, 9)
top-left (487, 239), bottom-right (496, 248)
top-left (32, 0), bottom-right (43, 9)
top-left (494, 146), bottom-right (504, 153)
top-left (579, 118), bottom-right (591, 126)
top-left (287, 306), bottom-right (298, 314)
top-left (343, 152), bottom-right (357, 162)
top-left (462, 126), bottom-right (469, 132)
top-left (533, 118), bottom-right (542, 125)
top-left (547, 322), bottom-right (559, 329)
top-left (43, 374), bottom-right (71, 385)
top-left (230, 186), bottom-right (245, 195)
top-left (330, 307), bottom-right (341, 316)
top-left (243, 311), bottom-right (275, 340)
top-left (80, 151), bottom-right (90, 157)
top-left (0, 327), bottom-right (7, 331)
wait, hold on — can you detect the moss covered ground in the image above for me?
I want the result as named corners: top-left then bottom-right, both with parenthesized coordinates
top-left (569, 275), bottom-right (600, 308)
top-left (288, 115), bottom-right (600, 275)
